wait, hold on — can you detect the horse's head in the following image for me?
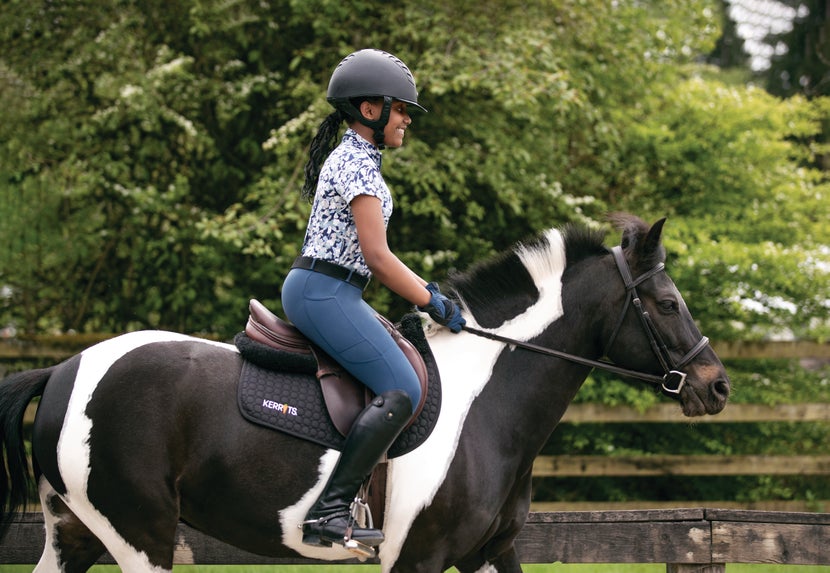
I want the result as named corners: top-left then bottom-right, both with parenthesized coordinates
top-left (602, 214), bottom-right (730, 416)
top-left (443, 213), bottom-right (729, 417)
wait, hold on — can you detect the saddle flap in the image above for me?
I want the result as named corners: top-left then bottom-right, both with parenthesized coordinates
top-left (311, 345), bottom-right (367, 437)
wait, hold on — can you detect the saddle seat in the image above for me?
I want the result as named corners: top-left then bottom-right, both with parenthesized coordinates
top-left (244, 299), bottom-right (428, 435)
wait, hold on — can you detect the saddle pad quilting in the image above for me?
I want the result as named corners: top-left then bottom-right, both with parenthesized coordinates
top-left (237, 315), bottom-right (442, 458)
top-left (238, 363), bottom-right (346, 450)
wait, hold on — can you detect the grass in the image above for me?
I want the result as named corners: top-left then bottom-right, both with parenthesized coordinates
top-left (3, 565), bottom-right (830, 573)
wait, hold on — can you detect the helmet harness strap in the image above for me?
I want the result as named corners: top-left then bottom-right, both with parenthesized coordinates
top-left (359, 96), bottom-right (392, 150)
top-left (334, 96), bottom-right (393, 150)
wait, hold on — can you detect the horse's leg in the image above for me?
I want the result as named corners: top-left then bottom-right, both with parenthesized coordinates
top-left (79, 471), bottom-right (179, 572)
top-left (42, 467), bottom-right (178, 572)
top-left (487, 547), bottom-right (523, 573)
top-left (451, 546), bottom-right (523, 573)
top-left (36, 479), bottom-right (106, 573)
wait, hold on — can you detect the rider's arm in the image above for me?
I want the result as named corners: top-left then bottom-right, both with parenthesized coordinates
top-left (351, 194), bottom-right (431, 307)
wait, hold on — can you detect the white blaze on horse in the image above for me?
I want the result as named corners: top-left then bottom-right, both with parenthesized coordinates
top-left (0, 214), bottom-right (729, 573)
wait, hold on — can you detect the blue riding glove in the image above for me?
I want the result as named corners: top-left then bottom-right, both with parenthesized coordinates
top-left (418, 282), bottom-right (466, 333)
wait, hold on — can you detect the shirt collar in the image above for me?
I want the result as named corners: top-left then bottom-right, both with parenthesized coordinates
top-left (344, 128), bottom-right (382, 168)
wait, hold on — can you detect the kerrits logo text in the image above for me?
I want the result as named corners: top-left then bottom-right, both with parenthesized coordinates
top-left (262, 399), bottom-right (298, 416)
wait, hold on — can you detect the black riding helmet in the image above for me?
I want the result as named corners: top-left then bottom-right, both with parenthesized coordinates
top-left (327, 49), bottom-right (427, 148)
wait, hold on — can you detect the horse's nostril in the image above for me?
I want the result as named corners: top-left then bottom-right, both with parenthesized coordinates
top-left (712, 379), bottom-right (730, 400)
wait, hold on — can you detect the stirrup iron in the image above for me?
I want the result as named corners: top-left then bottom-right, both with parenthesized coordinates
top-left (351, 485), bottom-right (374, 529)
top-left (343, 537), bottom-right (376, 560)
top-left (343, 493), bottom-right (376, 560)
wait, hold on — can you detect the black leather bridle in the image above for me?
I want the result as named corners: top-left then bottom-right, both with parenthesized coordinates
top-left (461, 246), bottom-right (710, 397)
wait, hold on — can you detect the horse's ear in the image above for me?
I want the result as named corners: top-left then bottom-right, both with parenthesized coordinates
top-left (611, 212), bottom-right (661, 256)
top-left (642, 217), bottom-right (666, 255)
top-left (611, 213), bottom-right (640, 251)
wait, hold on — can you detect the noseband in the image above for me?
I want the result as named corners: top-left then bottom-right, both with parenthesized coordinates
top-left (461, 246), bottom-right (710, 397)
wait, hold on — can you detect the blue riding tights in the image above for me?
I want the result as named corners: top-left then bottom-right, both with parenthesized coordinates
top-left (281, 268), bottom-right (421, 415)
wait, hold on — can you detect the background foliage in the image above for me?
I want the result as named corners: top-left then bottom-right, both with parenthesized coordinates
top-left (2, 0), bottom-right (827, 339)
top-left (2, 0), bottom-right (829, 507)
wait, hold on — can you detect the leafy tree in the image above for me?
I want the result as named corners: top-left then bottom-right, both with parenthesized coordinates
top-left (1, 1), bottom-right (292, 334)
top-left (1, 0), bottom-right (827, 345)
top-left (609, 74), bottom-right (830, 341)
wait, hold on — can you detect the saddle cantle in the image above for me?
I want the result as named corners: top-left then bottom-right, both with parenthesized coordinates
top-left (242, 299), bottom-right (429, 436)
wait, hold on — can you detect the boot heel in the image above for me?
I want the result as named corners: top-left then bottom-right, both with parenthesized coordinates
top-left (302, 532), bottom-right (332, 547)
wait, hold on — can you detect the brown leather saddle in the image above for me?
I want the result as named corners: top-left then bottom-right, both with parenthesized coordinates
top-left (244, 299), bottom-right (429, 437)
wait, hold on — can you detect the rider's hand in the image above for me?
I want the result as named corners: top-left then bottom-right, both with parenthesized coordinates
top-left (418, 282), bottom-right (466, 333)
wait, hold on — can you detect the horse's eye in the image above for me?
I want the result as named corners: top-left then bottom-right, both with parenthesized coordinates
top-left (659, 299), bottom-right (679, 313)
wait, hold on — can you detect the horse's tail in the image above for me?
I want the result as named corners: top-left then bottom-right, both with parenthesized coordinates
top-left (0, 366), bottom-right (53, 539)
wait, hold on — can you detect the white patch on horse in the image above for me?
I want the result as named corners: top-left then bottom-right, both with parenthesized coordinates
top-left (35, 479), bottom-right (62, 573)
top-left (497, 228), bottom-right (566, 340)
top-left (380, 230), bottom-right (568, 569)
top-left (55, 331), bottom-right (235, 571)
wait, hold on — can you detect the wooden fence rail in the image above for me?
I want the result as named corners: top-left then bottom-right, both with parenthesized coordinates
top-left (543, 402), bottom-right (830, 510)
top-left (533, 454), bottom-right (830, 477)
top-left (2, 509), bottom-right (828, 571)
top-left (560, 402), bottom-right (830, 423)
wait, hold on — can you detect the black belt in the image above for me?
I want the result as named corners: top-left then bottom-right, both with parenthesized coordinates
top-left (292, 257), bottom-right (370, 291)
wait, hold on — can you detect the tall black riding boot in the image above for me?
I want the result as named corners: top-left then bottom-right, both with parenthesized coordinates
top-left (302, 389), bottom-right (412, 550)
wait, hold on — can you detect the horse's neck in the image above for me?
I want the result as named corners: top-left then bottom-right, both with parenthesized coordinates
top-left (471, 268), bottom-right (609, 455)
top-left (440, 234), bottom-right (610, 456)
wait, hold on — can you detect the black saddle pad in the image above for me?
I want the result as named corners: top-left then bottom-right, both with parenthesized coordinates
top-left (236, 313), bottom-right (441, 458)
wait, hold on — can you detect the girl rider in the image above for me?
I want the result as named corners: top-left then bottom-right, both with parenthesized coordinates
top-left (281, 49), bottom-right (465, 551)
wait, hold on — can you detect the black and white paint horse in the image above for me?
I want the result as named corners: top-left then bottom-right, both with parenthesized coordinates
top-left (0, 214), bottom-right (729, 573)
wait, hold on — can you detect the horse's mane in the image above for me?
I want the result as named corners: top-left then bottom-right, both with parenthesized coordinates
top-left (446, 222), bottom-right (609, 314)
top-left (561, 222), bottom-right (610, 266)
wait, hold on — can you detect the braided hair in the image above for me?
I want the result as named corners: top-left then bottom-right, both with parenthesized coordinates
top-left (302, 97), bottom-right (385, 201)
top-left (302, 109), bottom-right (347, 201)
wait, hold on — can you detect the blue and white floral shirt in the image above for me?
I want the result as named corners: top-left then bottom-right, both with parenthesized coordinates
top-left (301, 129), bottom-right (393, 277)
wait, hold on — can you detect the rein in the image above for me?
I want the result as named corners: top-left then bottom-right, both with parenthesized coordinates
top-left (461, 325), bottom-right (667, 385)
top-left (461, 246), bottom-right (710, 396)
